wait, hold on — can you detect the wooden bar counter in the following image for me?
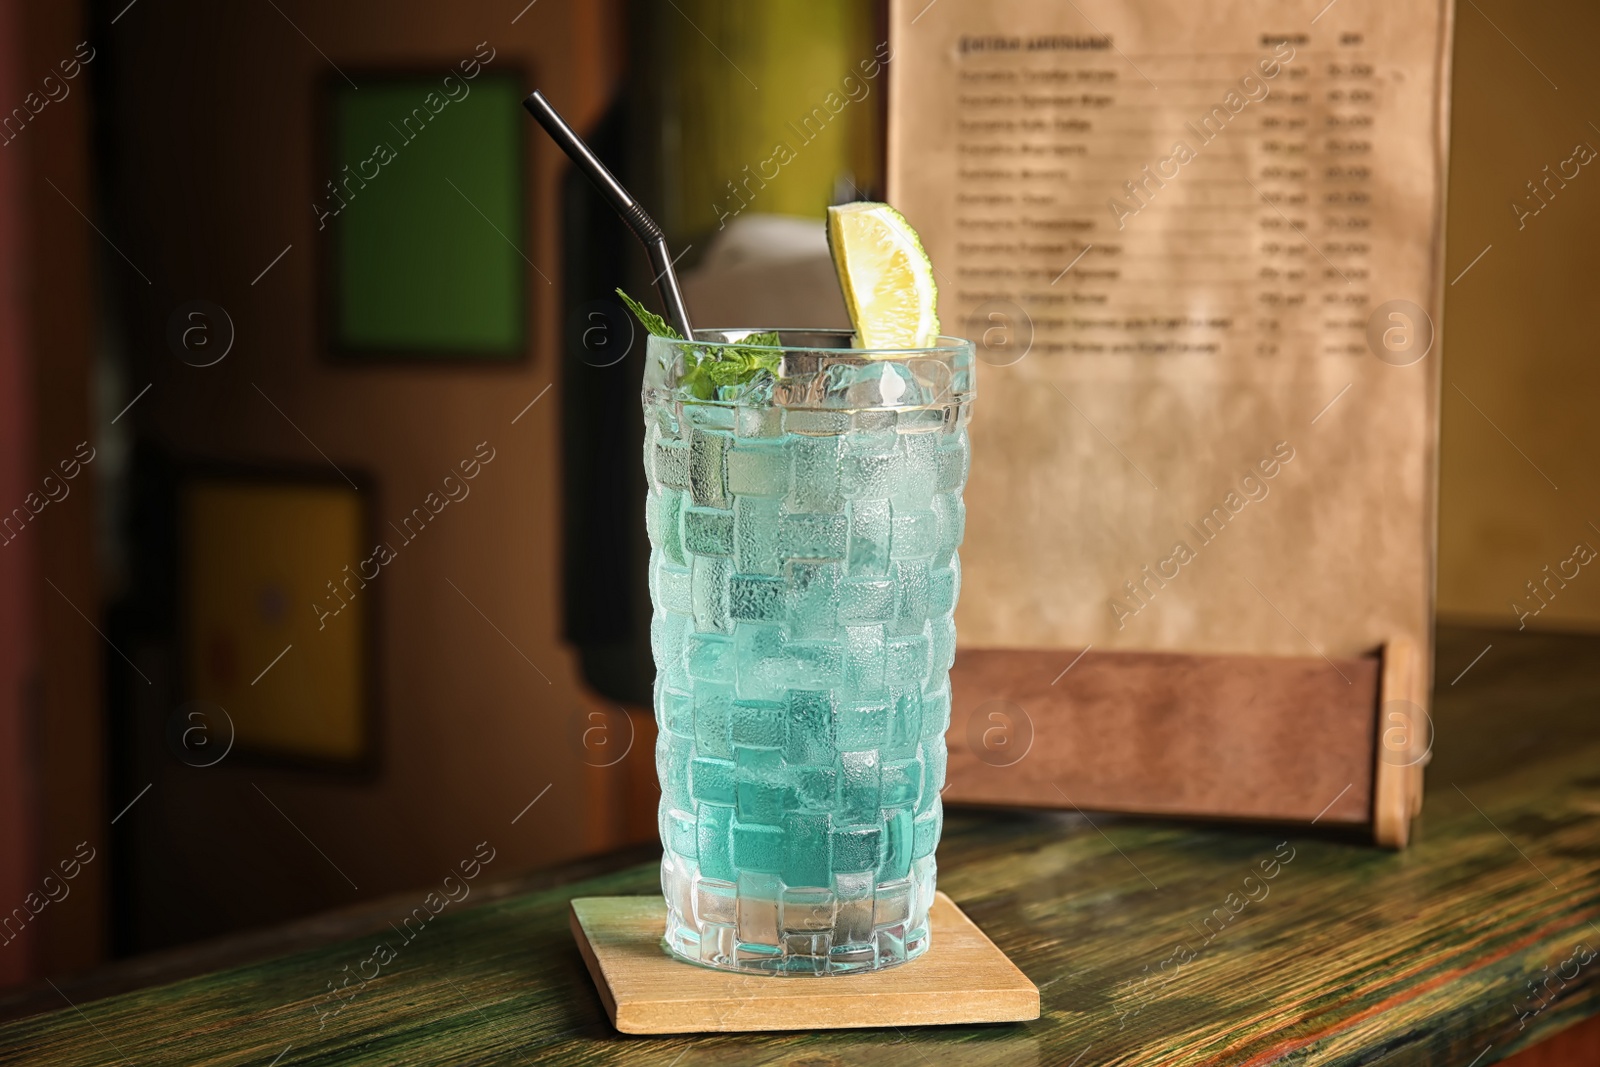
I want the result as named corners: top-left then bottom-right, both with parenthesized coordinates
top-left (2, 625), bottom-right (1598, 1065)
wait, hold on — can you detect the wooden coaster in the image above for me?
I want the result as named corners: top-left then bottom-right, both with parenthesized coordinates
top-left (569, 891), bottom-right (1039, 1034)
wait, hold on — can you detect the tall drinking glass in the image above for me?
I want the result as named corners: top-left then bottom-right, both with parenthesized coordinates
top-left (644, 329), bottom-right (975, 974)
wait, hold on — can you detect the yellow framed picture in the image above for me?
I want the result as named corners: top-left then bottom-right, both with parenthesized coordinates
top-left (181, 471), bottom-right (374, 769)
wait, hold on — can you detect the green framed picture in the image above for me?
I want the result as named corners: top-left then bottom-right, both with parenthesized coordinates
top-left (321, 68), bottom-right (529, 361)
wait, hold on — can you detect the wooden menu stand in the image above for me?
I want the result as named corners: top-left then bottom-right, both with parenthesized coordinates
top-left (889, 0), bottom-right (1453, 852)
top-left (945, 638), bottom-right (1428, 847)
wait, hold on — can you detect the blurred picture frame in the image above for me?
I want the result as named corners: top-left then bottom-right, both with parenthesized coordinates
top-left (317, 64), bottom-right (531, 364)
top-left (179, 466), bottom-right (378, 773)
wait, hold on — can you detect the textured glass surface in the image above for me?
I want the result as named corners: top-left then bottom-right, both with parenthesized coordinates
top-left (644, 330), bottom-right (974, 975)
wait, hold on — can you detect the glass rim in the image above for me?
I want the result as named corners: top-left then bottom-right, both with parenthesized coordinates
top-left (653, 328), bottom-right (974, 358)
top-left (643, 328), bottom-right (976, 411)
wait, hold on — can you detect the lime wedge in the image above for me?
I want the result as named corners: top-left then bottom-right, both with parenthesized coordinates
top-left (827, 202), bottom-right (940, 351)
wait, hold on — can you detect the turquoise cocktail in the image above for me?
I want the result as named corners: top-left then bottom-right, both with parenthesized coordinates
top-left (644, 329), bottom-right (975, 974)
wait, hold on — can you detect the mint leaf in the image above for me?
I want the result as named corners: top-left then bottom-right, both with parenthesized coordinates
top-left (619, 297), bottom-right (782, 399)
top-left (681, 347), bottom-right (767, 401)
top-left (616, 288), bottom-right (680, 339)
top-left (708, 333), bottom-right (781, 399)
top-left (728, 331), bottom-right (780, 368)
top-left (680, 357), bottom-right (716, 400)
top-left (726, 332), bottom-right (781, 378)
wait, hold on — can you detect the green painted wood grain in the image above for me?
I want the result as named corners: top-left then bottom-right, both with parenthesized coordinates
top-left (2, 625), bottom-right (1598, 1066)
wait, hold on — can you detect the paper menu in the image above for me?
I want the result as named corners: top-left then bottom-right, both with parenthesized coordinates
top-left (888, 0), bottom-right (1453, 661)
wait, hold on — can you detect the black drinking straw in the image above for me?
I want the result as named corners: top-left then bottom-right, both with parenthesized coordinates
top-left (522, 90), bottom-right (696, 339)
